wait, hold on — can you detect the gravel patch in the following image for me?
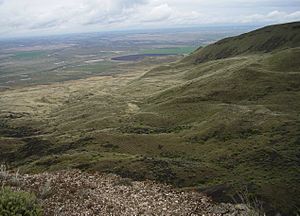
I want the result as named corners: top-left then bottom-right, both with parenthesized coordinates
top-left (0, 170), bottom-right (257, 216)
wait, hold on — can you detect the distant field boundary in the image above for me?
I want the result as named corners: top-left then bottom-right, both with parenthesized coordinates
top-left (111, 54), bottom-right (175, 61)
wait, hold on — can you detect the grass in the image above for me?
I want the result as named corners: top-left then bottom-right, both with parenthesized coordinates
top-left (0, 187), bottom-right (43, 216)
top-left (1, 51), bottom-right (298, 214)
top-left (13, 51), bottom-right (47, 60)
top-left (184, 21), bottom-right (300, 64)
top-left (0, 22), bottom-right (299, 215)
top-left (141, 46), bottom-right (197, 55)
top-left (68, 61), bottom-right (115, 74)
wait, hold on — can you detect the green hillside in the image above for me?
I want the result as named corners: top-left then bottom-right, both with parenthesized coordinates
top-left (184, 22), bottom-right (300, 64)
top-left (0, 22), bottom-right (299, 215)
top-left (136, 23), bottom-right (300, 214)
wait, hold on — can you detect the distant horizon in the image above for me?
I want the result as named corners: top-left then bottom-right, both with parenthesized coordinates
top-left (0, 0), bottom-right (299, 38)
top-left (0, 22), bottom-right (278, 41)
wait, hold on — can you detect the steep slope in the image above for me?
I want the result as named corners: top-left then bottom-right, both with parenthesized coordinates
top-left (184, 21), bottom-right (300, 64)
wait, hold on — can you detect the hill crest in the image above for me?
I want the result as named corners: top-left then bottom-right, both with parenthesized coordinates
top-left (185, 22), bottom-right (300, 64)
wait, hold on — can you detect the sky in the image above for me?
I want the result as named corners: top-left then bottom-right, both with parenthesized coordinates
top-left (0, 0), bottom-right (299, 37)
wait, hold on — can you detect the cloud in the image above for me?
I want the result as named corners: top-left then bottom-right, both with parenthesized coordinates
top-left (140, 4), bottom-right (173, 22)
top-left (241, 10), bottom-right (300, 23)
top-left (0, 0), bottom-right (299, 37)
top-left (0, 0), bottom-right (148, 30)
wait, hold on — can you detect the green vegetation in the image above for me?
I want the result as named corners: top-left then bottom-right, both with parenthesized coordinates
top-left (0, 22), bottom-right (299, 215)
top-left (13, 51), bottom-right (47, 60)
top-left (0, 187), bottom-right (42, 216)
top-left (70, 61), bottom-right (115, 74)
top-left (184, 21), bottom-right (300, 64)
top-left (141, 46), bottom-right (197, 55)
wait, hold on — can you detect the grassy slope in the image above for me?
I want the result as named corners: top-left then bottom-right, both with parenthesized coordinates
top-left (138, 49), bottom-right (300, 214)
top-left (0, 22), bottom-right (299, 215)
top-left (184, 22), bottom-right (300, 64)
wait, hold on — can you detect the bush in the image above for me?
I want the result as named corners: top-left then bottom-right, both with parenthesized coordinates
top-left (0, 187), bottom-right (42, 216)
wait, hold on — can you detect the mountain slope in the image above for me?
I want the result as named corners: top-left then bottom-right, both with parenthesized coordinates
top-left (0, 22), bottom-right (299, 215)
top-left (127, 22), bottom-right (300, 215)
top-left (184, 21), bottom-right (300, 64)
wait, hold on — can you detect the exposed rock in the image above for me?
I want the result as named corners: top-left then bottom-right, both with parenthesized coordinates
top-left (0, 170), bottom-right (258, 216)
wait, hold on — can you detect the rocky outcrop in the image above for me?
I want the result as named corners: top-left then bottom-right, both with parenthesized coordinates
top-left (0, 170), bottom-right (258, 216)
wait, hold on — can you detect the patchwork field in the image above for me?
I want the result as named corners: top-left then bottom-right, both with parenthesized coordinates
top-left (0, 27), bottom-right (244, 88)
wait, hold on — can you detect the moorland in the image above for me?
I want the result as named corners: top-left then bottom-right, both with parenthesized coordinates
top-left (0, 23), bottom-right (299, 215)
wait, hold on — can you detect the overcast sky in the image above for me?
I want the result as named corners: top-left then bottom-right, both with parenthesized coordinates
top-left (0, 0), bottom-right (299, 37)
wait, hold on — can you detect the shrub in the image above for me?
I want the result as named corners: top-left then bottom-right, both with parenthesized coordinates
top-left (0, 164), bottom-right (9, 180)
top-left (38, 179), bottom-right (52, 199)
top-left (0, 187), bottom-right (42, 216)
top-left (232, 187), bottom-right (265, 216)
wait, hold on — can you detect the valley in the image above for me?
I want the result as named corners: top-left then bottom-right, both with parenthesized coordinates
top-left (0, 23), bottom-right (299, 215)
